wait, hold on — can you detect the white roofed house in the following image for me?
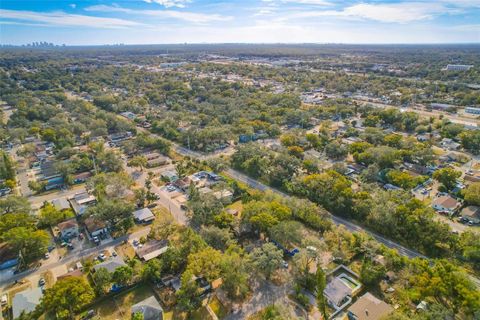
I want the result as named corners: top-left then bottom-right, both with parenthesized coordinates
top-left (69, 191), bottom-right (96, 216)
top-left (133, 207), bottom-right (155, 224)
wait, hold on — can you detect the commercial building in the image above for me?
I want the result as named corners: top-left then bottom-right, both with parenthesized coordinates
top-left (465, 107), bottom-right (480, 115)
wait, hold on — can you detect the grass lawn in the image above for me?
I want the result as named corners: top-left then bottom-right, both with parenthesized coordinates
top-left (85, 284), bottom-right (156, 320)
top-left (115, 242), bottom-right (135, 260)
top-left (190, 307), bottom-right (213, 320)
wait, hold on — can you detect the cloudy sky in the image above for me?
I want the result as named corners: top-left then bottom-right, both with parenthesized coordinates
top-left (1, 0), bottom-right (479, 45)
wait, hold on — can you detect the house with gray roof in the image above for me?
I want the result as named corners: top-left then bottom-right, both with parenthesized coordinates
top-left (133, 208), bottom-right (155, 224)
top-left (131, 296), bottom-right (163, 320)
top-left (93, 256), bottom-right (127, 273)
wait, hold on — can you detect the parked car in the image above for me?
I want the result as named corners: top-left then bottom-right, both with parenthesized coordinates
top-left (44, 253), bottom-right (50, 259)
top-left (98, 253), bottom-right (106, 261)
top-left (38, 278), bottom-right (45, 286)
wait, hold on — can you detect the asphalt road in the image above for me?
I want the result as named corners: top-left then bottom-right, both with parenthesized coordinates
top-left (0, 228), bottom-right (150, 288)
top-left (225, 168), bottom-right (427, 259)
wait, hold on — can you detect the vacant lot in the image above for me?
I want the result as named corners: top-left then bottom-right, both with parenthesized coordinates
top-left (85, 284), bottom-right (157, 320)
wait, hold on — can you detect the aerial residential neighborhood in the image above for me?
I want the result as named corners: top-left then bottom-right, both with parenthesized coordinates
top-left (1, 1), bottom-right (480, 319)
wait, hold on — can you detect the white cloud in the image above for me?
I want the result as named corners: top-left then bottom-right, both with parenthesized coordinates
top-left (85, 5), bottom-right (232, 24)
top-left (342, 2), bottom-right (444, 23)
top-left (69, 4), bottom-right (76, 9)
top-left (262, 0), bottom-right (332, 5)
top-left (143, 0), bottom-right (192, 8)
top-left (276, 2), bottom-right (449, 23)
top-left (0, 9), bottom-right (142, 28)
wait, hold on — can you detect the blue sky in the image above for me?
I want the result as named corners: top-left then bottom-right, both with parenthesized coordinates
top-left (1, 0), bottom-right (479, 45)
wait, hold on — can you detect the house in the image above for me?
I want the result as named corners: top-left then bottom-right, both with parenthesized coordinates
top-left (57, 218), bottom-right (79, 239)
top-left (133, 208), bottom-right (155, 224)
top-left (143, 152), bottom-right (170, 168)
top-left (161, 170), bottom-right (178, 182)
top-left (84, 216), bottom-right (108, 238)
top-left (173, 177), bottom-right (192, 192)
top-left (460, 206), bottom-right (480, 224)
top-left (440, 138), bottom-right (461, 151)
top-left (430, 103), bottom-right (455, 111)
top-left (12, 288), bottom-right (43, 319)
top-left (445, 64), bottom-right (473, 71)
top-left (383, 184), bottom-right (402, 191)
top-left (52, 198), bottom-right (71, 211)
top-left (108, 131), bottom-right (133, 144)
top-left (69, 192), bottom-right (96, 216)
top-left (465, 107), bottom-right (480, 115)
top-left (136, 239), bottom-right (169, 261)
top-left (432, 195), bottom-right (461, 214)
top-left (347, 292), bottom-right (393, 320)
top-left (324, 277), bottom-right (354, 309)
top-left (213, 189), bottom-right (233, 203)
top-left (131, 296), bottom-right (163, 320)
top-left (93, 256), bottom-right (127, 273)
top-left (73, 171), bottom-right (92, 184)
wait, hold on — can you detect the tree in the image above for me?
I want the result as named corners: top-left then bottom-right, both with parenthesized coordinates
top-left (128, 156), bottom-right (147, 172)
top-left (325, 141), bottom-right (347, 160)
top-left (131, 312), bottom-right (144, 320)
top-left (315, 267), bottom-right (328, 320)
top-left (87, 199), bottom-right (134, 234)
top-left (42, 277), bottom-right (95, 320)
top-left (221, 246), bottom-right (250, 300)
top-left (0, 195), bottom-right (31, 214)
top-left (38, 202), bottom-right (74, 227)
top-left (250, 243), bottom-right (283, 280)
top-left (3, 227), bottom-right (49, 267)
top-left (360, 260), bottom-right (386, 288)
top-left (142, 259), bottom-right (162, 282)
top-left (463, 183), bottom-right (480, 206)
top-left (112, 265), bottom-right (134, 286)
top-left (92, 267), bottom-right (112, 294)
top-left (433, 167), bottom-right (461, 191)
top-left (269, 221), bottom-right (303, 248)
top-left (200, 225), bottom-right (235, 251)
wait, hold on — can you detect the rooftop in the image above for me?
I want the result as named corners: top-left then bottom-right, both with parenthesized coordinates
top-left (348, 292), bottom-right (393, 320)
top-left (131, 296), bottom-right (163, 320)
top-left (93, 256), bottom-right (127, 273)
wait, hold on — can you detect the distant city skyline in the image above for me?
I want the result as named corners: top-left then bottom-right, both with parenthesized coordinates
top-left (1, 0), bottom-right (479, 45)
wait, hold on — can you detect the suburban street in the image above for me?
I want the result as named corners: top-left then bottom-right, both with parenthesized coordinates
top-left (0, 227), bottom-right (150, 288)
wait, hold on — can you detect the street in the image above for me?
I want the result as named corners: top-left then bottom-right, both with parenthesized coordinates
top-left (0, 227), bottom-right (150, 289)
